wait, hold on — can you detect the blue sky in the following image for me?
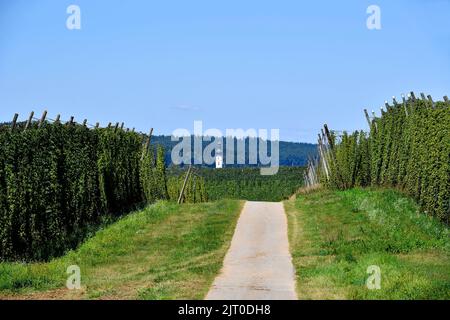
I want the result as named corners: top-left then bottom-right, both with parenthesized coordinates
top-left (0, 0), bottom-right (449, 143)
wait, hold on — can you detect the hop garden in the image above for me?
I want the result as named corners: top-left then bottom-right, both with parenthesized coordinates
top-left (0, 120), bottom-right (206, 262)
top-left (321, 94), bottom-right (449, 223)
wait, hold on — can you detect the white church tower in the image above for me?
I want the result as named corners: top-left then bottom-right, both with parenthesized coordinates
top-left (215, 141), bottom-right (223, 169)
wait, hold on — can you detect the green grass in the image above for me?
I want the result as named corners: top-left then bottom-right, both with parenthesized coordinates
top-left (285, 188), bottom-right (450, 300)
top-left (0, 199), bottom-right (242, 299)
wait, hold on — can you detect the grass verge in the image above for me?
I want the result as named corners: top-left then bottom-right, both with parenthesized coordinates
top-left (285, 188), bottom-right (449, 299)
top-left (0, 199), bottom-right (242, 300)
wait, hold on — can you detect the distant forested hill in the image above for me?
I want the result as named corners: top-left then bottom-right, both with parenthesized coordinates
top-left (151, 135), bottom-right (317, 167)
top-left (0, 119), bottom-right (317, 166)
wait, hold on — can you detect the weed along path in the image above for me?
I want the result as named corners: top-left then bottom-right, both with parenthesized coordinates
top-left (206, 201), bottom-right (297, 300)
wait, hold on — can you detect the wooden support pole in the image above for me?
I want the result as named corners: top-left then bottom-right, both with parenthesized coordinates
top-left (363, 109), bottom-right (371, 128)
top-left (323, 124), bottom-right (334, 151)
top-left (306, 165), bottom-right (312, 187)
top-left (310, 158), bottom-right (314, 179)
top-left (55, 114), bottom-right (61, 124)
top-left (314, 158), bottom-right (319, 184)
top-left (402, 94), bottom-right (409, 117)
top-left (427, 95), bottom-right (434, 108)
top-left (307, 156), bottom-right (312, 176)
top-left (38, 110), bottom-right (48, 128)
top-left (311, 161), bottom-right (318, 185)
top-left (308, 169), bottom-right (312, 186)
top-left (320, 129), bottom-right (332, 164)
top-left (324, 124), bottom-right (346, 188)
top-left (392, 96), bottom-right (398, 106)
top-left (318, 134), bottom-right (330, 181)
top-left (192, 176), bottom-right (197, 203)
top-left (178, 165), bottom-right (192, 204)
top-left (307, 168), bottom-right (313, 186)
top-left (24, 111), bottom-right (34, 130)
top-left (141, 128), bottom-right (154, 160)
top-left (311, 163), bottom-right (317, 185)
top-left (370, 109), bottom-right (378, 131)
top-left (114, 122), bottom-right (119, 132)
top-left (320, 129), bottom-right (326, 145)
top-left (69, 116), bottom-right (74, 125)
top-left (82, 119), bottom-right (88, 127)
top-left (107, 122), bottom-right (112, 129)
top-left (120, 122), bottom-right (124, 130)
top-left (147, 128), bottom-right (153, 146)
top-left (95, 122), bottom-right (100, 129)
top-left (420, 93), bottom-right (427, 101)
top-left (410, 92), bottom-right (416, 101)
top-left (10, 113), bottom-right (19, 132)
top-left (314, 159), bottom-right (319, 184)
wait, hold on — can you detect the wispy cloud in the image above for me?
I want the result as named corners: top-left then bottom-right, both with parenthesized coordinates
top-left (172, 104), bottom-right (201, 112)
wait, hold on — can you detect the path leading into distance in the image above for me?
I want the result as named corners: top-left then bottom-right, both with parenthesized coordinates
top-left (206, 201), bottom-right (297, 300)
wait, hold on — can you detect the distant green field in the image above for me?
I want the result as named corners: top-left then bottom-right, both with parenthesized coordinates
top-left (285, 188), bottom-right (450, 300)
top-left (168, 166), bottom-right (305, 202)
top-left (0, 200), bottom-right (242, 299)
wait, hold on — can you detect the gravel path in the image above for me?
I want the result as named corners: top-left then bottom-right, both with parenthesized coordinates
top-left (206, 201), bottom-right (297, 300)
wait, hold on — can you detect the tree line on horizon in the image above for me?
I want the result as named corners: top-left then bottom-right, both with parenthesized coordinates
top-left (150, 135), bottom-right (317, 167)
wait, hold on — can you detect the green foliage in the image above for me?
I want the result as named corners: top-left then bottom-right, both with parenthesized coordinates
top-left (174, 166), bottom-right (305, 202)
top-left (155, 146), bottom-right (169, 200)
top-left (166, 167), bottom-right (208, 204)
top-left (140, 147), bottom-right (156, 204)
top-left (325, 97), bottom-right (450, 223)
top-left (97, 128), bottom-right (142, 215)
top-left (0, 123), bottom-right (179, 262)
